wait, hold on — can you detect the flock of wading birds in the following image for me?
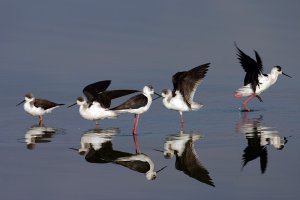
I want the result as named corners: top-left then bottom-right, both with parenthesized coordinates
top-left (17, 44), bottom-right (292, 133)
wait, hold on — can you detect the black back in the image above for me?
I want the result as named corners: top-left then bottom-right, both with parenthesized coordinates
top-left (235, 44), bottom-right (263, 93)
top-left (115, 158), bottom-right (151, 174)
top-left (33, 99), bottom-right (64, 110)
top-left (111, 94), bottom-right (148, 110)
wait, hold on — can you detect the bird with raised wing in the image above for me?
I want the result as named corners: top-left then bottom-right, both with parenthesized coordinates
top-left (161, 63), bottom-right (210, 129)
top-left (68, 80), bottom-right (138, 126)
top-left (234, 43), bottom-right (292, 112)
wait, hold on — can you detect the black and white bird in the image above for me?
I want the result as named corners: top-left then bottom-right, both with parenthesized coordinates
top-left (68, 80), bottom-right (138, 126)
top-left (25, 124), bottom-right (57, 150)
top-left (115, 154), bottom-right (166, 181)
top-left (17, 93), bottom-right (64, 125)
top-left (236, 113), bottom-right (287, 173)
top-left (234, 44), bottom-right (292, 112)
top-left (161, 63), bottom-right (210, 129)
top-left (111, 85), bottom-right (160, 134)
top-left (77, 131), bottom-right (166, 180)
top-left (163, 132), bottom-right (215, 187)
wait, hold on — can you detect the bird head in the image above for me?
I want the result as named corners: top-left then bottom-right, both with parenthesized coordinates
top-left (17, 93), bottom-right (34, 106)
top-left (146, 171), bottom-right (157, 180)
top-left (273, 66), bottom-right (292, 78)
top-left (161, 89), bottom-right (172, 98)
top-left (143, 85), bottom-right (154, 95)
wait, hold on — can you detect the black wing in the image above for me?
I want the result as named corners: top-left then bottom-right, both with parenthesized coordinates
top-left (172, 63), bottom-right (210, 108)
top-left (260, 147), bottom-right (268, 174)
top-left (175, 140), bottom-right (215, 187)
top-left (115, 159), bottom-right (150, 174)
top-left (94, 90), bottom-right (140, 108)
top-left (111, 94), bottom-right (147, 110)
top-left (85, 142), bottom-right (132, 163)
top-left (33, 99), bottom-right (64, 110)
top-left (235, 44), bottom-right (263, 93)
top-left (83, 80), bottom-right (111, 102)
top-left (242, 135), bottom-right (268, 174)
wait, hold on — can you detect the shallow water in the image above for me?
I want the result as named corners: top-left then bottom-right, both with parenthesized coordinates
top-left (1, 73), bottom-right (299, 200)
top-left (1, 1), bottom-right (300, 199)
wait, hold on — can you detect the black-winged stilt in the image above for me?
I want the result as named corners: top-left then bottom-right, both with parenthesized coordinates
top-left (111, 85), bottom-right (161, 135)
top-left (17, 93), bottom-right (64, 125)
top-left (68, 80), bottom-right (138, 126)
top-left (234, 44), bottom-right (292, 112)
top-left (161, 63), bottom-right (210, 129)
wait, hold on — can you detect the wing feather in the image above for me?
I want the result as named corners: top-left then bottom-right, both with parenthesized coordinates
top-left (111, 94), bottom-right (147, 110)
top-left (235, 44), bottom-right (263, 93)
top-left (83, 80), bottom-right (111, 102)
top-left (172, 63), bottom-right (210, 108)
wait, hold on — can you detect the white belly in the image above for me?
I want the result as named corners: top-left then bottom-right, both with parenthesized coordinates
top-left (24, 102), bottom-right (47, 116)
top-left (79, 105), bottom-right (118, 121)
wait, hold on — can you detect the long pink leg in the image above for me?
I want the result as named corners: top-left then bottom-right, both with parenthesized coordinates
top-left (243, 94), bottom-right (255, 112)
top-left (132, 133), bottom-right (141, 154)
top-left (132, 114), bottom-right (140, 135)
top-left (180, 112), bottom-right (184, 130)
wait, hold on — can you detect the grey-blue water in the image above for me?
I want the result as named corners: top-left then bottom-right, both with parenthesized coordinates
top-left (1, 1), bottom-right (299, 199)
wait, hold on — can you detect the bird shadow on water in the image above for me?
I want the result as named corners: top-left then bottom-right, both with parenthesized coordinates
top-left (20, 123), bottom-right (65, 150)
top-left (70, 127), bottom-right (166, 180)
top-left (154, 130), bottom-right (215, 187)
top-left (235, 112), bottom-right (288, 174)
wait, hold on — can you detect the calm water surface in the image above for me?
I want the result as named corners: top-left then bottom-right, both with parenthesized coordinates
top-left (1, 1), bottom-right (300, 199)
top-left (0, 69), bottom-right (299, 200)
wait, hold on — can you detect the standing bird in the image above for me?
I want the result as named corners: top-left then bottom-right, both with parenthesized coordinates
top-left (234, 44), bottom-right (292, 112)
top-left (161, 63), bottom-right (210, 129)
top-left (17, 93), bottom-right (64, 125)
top-left (68, 80), bottom-right (138, 126)
top-left (111, 85), bottom-right (160, 134)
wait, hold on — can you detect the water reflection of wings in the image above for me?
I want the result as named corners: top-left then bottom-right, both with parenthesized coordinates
top-left (25, 124), bottom-right (57, 150)
top-left (164, 132), bottom-right (215, 187)
top-left (236, 113), bottom-right (288, 174)
top-left (81, 130), bottom-right (159, 180)
top-left (78, 127), bottom-right (120, 155)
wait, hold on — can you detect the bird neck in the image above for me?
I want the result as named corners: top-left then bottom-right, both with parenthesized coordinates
top-left (269, 72), bottom-right (279, 85)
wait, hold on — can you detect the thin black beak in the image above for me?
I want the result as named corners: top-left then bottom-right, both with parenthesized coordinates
top-left (156, 166), bottom-right (167, 173)
top-left (67, 102), bottom-right (77, 108)
top-left (152, 148), bottom-right (164, 153)
top-left (282, 72), bottom-right (292, 78)
top-left (154, 92), bottom-right (162, 97)
top-left (153, 92), bottom-right (162, 101)
top-left (69, 147), bottom-right (79, 151)
top-left (16, 100), bottom-right (25, 106)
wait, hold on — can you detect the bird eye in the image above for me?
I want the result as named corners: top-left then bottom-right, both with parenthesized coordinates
top-left (276, 66), bottom-right (282, 72)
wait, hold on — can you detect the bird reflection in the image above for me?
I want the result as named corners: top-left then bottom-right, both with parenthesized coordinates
top-left (74, 129), bottom-right (163, 180)
top-left (163, 131), bottom-right (215, 187)
top-left (236, 113), bottom-right (288, 174)
top-left (25, 124), bottom-right (59, 150)
top-left (76, 127), bottom-right (120, 155)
